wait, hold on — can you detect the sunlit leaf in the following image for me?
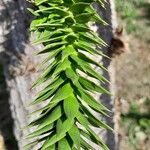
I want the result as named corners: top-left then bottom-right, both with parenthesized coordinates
top-left (28, 0), bottom-right (111, 149)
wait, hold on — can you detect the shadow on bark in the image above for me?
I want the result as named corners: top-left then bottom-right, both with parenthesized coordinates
top-left (0, 64), bottom-right (18, 150)
top-left (94, 2), bottom-right (116, 150)
top-left (0, 0), bottom-right (33, 149)
top-left (0, 0), bottom-right (33, 79)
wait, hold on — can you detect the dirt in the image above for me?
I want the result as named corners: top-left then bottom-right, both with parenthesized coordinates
top-left (115, 1), bottom-right (150, 150)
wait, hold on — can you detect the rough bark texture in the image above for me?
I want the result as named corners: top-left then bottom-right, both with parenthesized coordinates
top-left (0, 0), bottom-right (43, 149)
top-left (0, 0), bottom-right (117, 149)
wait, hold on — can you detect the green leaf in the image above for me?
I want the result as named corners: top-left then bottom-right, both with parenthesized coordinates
top-left (38, 47), bottom-right (64, 68)
top-left (63, 0), bottom-right (74, 5)
top-left (56, 118), bottom-right (74, 141)
top-left (37, 41), bottom-right (67, 54)
top-left (69, 2), bottom-right (90, 14)
top-left (68, 125), bottom-right (81, 149)
top-left (62, 45), bottom-right (77, 61)
top-left (30, 86), bottom-right (57, 105)
top-left (42, 118), bottom-right (74, 149)
top-left (70, 55), bottom-right (109, 83)
top-left (35, 7), bottom-right (69, 16)
top-left (77, 111), bottom-right (109, 150)
top-left (78, 52), bottom-right (108, 71)
top-left (72, 24), bottom-right (90, 32)
top-left (78, 90), bottom-right (109, 115)
top-left (81, 105), bottom-right (113, 131)
top-left (24, 134), bottom-right (50, 150)
top-left (42, 144), bottom-right (56, 150)
top-left (35, 23), bottom-right (63, 28)
top-left (29, 102), bottom-right (58, 122)
top-left (35, 0), bottom-right (49, 6)
top-left (56, 119), bottom-right (63, 133)
top-left (24, 140), bottom-right (38, 150)
top-left (31, 59), bottom-right (58, 87)
top-left (32, 30), bottom-right (63, 44)
top-left (87, 6), bottom-right (108, 25)
top-left (28, 0), bottom-right (111, 149)
top-left (52, 58), bottom-right (71, 76)
top-left (50, 83), bottom-right (73, 104)
top-left (89, 31), bottom-right (107, 46)
top-left (58, 138), bottom-right (72, 150)
top-left (80, 129), bottom-right (99, 146)
top-left (74, 41), bottom-right (110, 59)
top-left (63, 95), bottom-right (79, 119)
top-left (65, 67), bottom-right (79, 83)
top-left (75, 13), bottom-right (95, 23)
top-left (30, 17), bottom-right (47, 31)
top-left (33, 35), bottom-right (64, 45)
top-left (79, 76), bottom-right (111, 94)
top-left (41, 134), bottom-right (65, 150)
top-left (38, 105), bottom-right (62, 129)
top-left (97, 0), bottom-right (105, 8)
top-left (27, 8), bottom-right (39, 16)
top-left (35, 76), bottom-right (65, 100)
top-left (81, 138), bottom-right (95, 150)
top-left (27, 123), bottom-right (54, 138)
top-left (79, 32), bottom-right (105, 45)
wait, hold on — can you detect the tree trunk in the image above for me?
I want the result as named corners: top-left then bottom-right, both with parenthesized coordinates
top-left (0, 0), bottom-right (43, 149)
top-left (0, 0), bottom-right (117, 149)
top-left (94, 1), bottom-right (118, 150)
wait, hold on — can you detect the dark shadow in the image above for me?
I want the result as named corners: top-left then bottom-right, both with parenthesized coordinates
top-left (93, 2), bottom-right (115, 150)
top-left (0, 0), bottom-right (33, 78)
top-left (0, 64), bottom-right (18, 150)
top-left (0, 0), bottom-right (33, 149)
top-left (142, 3), bottom-right (150, 25)
top-left (136, 2), bottom-right (150, 25)
top-left (121, 112), bottom-right (150, 120)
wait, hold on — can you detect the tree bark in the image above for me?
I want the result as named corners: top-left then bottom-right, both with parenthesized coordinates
top-left (94, 1), bottom-right (118, 149)
top-left (0, 0), bottom-right (118, 149)
top-left (0, 0), bottom-right (43, 149)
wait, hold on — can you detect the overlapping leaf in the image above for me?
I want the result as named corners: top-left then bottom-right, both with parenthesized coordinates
top-left (27, 0), bottom-right (112, 149)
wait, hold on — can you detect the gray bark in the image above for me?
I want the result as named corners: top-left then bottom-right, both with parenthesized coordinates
top-left (94, 1), bottom-right (118, 149)
top-left (0, 0), bottom-right (117, 149)
top-left (0, 0), bottom-right (43, 149)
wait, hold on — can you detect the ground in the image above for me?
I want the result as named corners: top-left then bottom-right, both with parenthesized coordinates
top-left (115, 0), bottom-right (150, 149)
